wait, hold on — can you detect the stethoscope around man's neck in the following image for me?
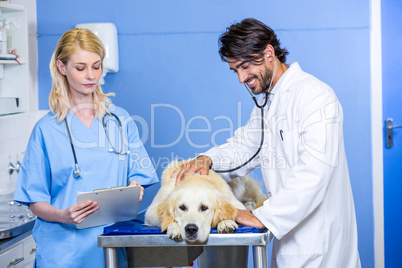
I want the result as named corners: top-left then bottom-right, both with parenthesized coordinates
top-left (65, 112), bottom-right (130, 178)
top-left (214, 54), bottom-right (276, 173)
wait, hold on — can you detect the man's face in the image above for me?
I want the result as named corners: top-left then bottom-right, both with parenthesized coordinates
top-left (227, 57), bottom-right (273, 95)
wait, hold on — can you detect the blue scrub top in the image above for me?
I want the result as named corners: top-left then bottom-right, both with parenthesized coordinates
top-left (14, 106), bottom-right (159, 268)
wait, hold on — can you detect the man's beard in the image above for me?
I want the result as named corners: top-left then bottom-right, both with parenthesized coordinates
top-left (258, 65), bottom-right (273, 94)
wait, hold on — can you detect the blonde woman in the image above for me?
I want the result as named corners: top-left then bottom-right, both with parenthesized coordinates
top-left (14, 28), bottom-right (158, 267)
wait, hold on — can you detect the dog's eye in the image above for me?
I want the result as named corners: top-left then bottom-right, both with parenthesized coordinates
top-left (179, 205), bottom-right (187, 211)
top-left (200, 205), bottom-right (208, 211)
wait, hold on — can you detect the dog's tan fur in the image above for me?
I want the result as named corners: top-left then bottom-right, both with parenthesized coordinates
top-left (228, 176), bottom-right (268, 210)
top-left (144, 160), bottom-right (267, 243)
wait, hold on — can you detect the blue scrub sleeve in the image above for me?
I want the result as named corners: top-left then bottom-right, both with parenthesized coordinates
top-left (14, 130), bottom-right (51, 206)
top-left (126, 118), bottom-right (159, 187)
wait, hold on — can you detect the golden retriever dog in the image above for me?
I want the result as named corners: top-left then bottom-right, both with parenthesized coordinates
top-left (228, 176), bottom-right (268, 211)
top-left (144, 160), bottom-right (268, 243)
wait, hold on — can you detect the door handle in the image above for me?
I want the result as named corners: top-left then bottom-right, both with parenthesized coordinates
top-left (8, 161), bottom-right (21, 175)
top-left (9, 257), bottom-right (24, 266)
top-left (386, 118), bottom-right (402, 148)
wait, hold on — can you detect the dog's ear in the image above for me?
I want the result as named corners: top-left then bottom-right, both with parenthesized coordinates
top-left (161, 160), bottom-right (180, 183)
top-left (157, 197), bottom-right (176, 231)
top-left (211, 197), bottom-right (237, 227)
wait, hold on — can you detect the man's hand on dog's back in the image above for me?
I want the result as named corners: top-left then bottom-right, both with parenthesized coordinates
top-left (173, 156), bottom-right (212, 186)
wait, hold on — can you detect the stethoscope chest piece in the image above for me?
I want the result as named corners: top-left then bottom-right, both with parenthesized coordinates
top-left (73, 164), bottom-right (81, 178)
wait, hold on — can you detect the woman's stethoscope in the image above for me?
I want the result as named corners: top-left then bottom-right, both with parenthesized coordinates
top-left (214, 54), bottom-right (276, 173)
top-left (65, 112), bottom-right (129, 178)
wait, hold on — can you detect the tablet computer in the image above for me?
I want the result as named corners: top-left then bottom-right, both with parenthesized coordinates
top-left (76, 185), bottom-right (141, 229)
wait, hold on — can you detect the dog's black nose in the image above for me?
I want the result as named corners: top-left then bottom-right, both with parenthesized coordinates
top-left (185, 224), bottom-right (198, 235)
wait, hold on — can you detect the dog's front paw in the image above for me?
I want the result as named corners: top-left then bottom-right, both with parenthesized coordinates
top-left (217, 220), bottom-right (238, 234)
top-left (244, 201), bottom-right (257, 211)
top-left (144, 206), bottom-right (161, 227)
top-left (167, 222), bottom-right (182, 241)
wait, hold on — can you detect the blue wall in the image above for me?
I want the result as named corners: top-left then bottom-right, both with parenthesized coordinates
top-left (37, 0), bottom-right (374, 267)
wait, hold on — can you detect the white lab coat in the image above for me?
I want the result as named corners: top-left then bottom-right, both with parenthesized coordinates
top-left (205, 62), bottom-right (361, 267)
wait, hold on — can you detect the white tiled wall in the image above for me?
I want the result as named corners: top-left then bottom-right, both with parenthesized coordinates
top-left (0, 111), bottom-right (48, 195)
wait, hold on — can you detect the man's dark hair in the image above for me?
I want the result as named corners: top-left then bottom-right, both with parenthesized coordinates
top-left (218, 18), bottom-right (289, 64)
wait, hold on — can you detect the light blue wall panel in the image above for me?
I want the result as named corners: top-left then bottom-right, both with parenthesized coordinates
top-left (37, 1), bottom-right (374, 267)
top-left (37, 0), bottom-right (369, 33)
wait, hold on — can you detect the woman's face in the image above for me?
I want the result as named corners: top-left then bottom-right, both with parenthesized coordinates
top-left (57, 47), bottom-right (102, 102)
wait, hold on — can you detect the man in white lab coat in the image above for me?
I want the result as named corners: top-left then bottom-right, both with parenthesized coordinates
top-left (175, 18), bottom-right (361, 267)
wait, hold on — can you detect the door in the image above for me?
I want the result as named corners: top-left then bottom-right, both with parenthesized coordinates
top-left (382, 0), bottom-right (402, 266)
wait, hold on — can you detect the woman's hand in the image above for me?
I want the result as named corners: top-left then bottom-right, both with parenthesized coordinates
top-left (30, 201), bottom-right (98, 224)
top-left (129, 180), bottom-right (144, 202)
top-left (173, 156), bottom-right (212, 186)
top-left (60, 201), bottom-right (99, 224)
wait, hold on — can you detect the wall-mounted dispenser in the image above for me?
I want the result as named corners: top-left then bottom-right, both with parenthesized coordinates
top-left (75, 23), bottom-right (119, 85)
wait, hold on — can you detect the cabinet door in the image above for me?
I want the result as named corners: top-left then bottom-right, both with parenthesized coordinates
top-left (0, 243), bottom-right (25, 268)
top-left (23, 259), bottom-right (34, 268)
top-left (0, 3), bottom-right (29, 115)
top-left (23, 235), bottom-right (36, 264)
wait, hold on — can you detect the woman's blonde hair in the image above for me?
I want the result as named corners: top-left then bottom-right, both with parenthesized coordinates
top-left (49, 28), bottom-right (114, 123)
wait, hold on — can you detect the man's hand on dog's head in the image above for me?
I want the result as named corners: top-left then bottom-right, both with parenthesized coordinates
top-left (174, 156), bottom-right (212, 186)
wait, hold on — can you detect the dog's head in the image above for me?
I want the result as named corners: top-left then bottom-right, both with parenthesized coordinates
top-left (157, 175), bottom-right (237, 243)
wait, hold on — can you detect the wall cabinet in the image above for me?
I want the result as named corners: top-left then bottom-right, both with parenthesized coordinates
top-left (0, 3), bottom-right (28, 116)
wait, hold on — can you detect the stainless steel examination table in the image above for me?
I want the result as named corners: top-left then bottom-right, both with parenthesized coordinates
top-left (98, 217), bottom-right (272, 268)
